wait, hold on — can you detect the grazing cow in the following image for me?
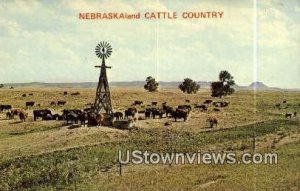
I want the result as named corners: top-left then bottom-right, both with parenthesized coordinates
top-left (71, 92), bottom-right (80, 96)
top-left (62, 109), bottom-right (82, 116)
top-left (207, 116), bottom-right (218, 128)
top-left (124, 108), bottom-right (137, 119)
top-left (43, 114), bottom-right (54, 121)
top-left (283, 100), bottom-right (287, 103)
top-left (22, 94), bottom-right (27, 97)
top-left (133, 100), bottom-right (143, 106)
top-left (11, 109), bottom-right (23, 116)
top-left (172, 109), bottom-right (189, 122)
top-left (113, 112), bottom-right (123, 121)
top-left (185, 99), bottom-right (190, 103)
top-left (203, 99), bottom-right (213, 104)
top-left (144, 108), bottom-right (152, 119)
top-left (0, 105), bottom-right (12, 112)
top-left (275, 104), bottom-right (280, 108)
top-left (177, 105), bottom-right (192, 113)
top-left (294, 112), bottom-right (297, 117)
top-left (57, 100), bottom-right (66, 106)
top-left (87, 112), bottom-right (98, 126)
top-left (285, 113), bottom-right (293, 118)
top-left (65, 112), bottom-right (79, 124)
top-left (152, 108), bottom-right (165, 119)
top-left (162, 105), bottom-right (174, 117)
top-left (213, 108), bottom-right (221, 112)
top-left (33, 109), bottom-right (52, 121)
top-left (11, 109), bottom-right (27, 119)
top-left (52, 114), bottom-right (64, 120)
top-left (49, 101), bottom-right (56, 106)
top-left (63, 91), bottom-right (68, 95)
top-left (194, 104), bottom-right (207, 111)
top-left (78, 112), bottom-right (88, 126)
top-left (28, 93), bottom-right (33, 96)
top-left (19, 111), bottom-right (28, 122)
top-left (62, 109), bottom-right (82, 122)
top-left (26, 101), bottom-right (35, 107)
top-left (213, 101), bottom-right (229, 107)
top-left (6, 112), bottom-right (13, 119)
top-left (87, 112), bottom-right (104, 126)
top-left (151, 102), bottom-right (158, 106)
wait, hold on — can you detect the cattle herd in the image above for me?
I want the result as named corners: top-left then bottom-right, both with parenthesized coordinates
top-left (275, 100), bottom-right (297, 118)
top-left (0, 93), bottom-right (298, 128)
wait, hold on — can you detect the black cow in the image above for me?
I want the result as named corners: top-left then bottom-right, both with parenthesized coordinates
top-left (6, 112), bottom-right (13, 119)
top-left (285, 113), bottom-right (293, 118)
top-left (145, 108), bottom-right (152, 119)
top-left (152, 108), bottom-right (165, 119)
top-left (57, 100), bottom-right (66, 106)
top-left (26, 101), bottom-right (35, 107)
top-left (162, 105), bottom-right (174, 117)
top-left (0, 105), bottom-right (12, 112)
top-left (65, 112), bottom-right (79, 124)
top-left (195, 104), bottom-right (207, 111)
top-left (133, 100), bottom-right (143, 106)
top-left (63, 91), bottom-right (68, 95)
top-left (33, 109), bottom-right (52, 121)
top-left (71, 92), bottom-right (80, 96)
top-left (113, 112), bottom-right (123, 120)
top-left (22, 94), bottom-right (27, 97)
top-left (28, 93), bottom-right (33, 96)
top-left (53, 114), bottom-right (64, 120)
top-left (124, 108), bottom-right (137, 119)
top-left (177, 105), bottom-right (192, 113)
top-left (203, 99), bottom-right (213, 104)
top-left (213, 101), bottom-right (229, 108)
top-left (77, 112), bottom-right (88, 126)
top-left (172, 109), bottom-right (189, 122)
top-left (62, 109), bottom-right (82, 115)
top-left (43, 114), bottom-right (54, 120)
top-left (213, 108), bottom-right (221, 112)
top-left (152, 102), bottom-right (158, 106)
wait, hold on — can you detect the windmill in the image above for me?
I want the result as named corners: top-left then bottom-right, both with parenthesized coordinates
top-left (93, 41), bottom-right (113, 125)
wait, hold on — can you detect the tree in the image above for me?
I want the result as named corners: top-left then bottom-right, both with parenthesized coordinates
top-left (211, 70), bottom-right (235, 98)
top-left (179, 78), bottom-right (200, 94)
top-left (0, 84), bottom-right (3, 88)
top-left (144, 76), bottom-right (159, 92)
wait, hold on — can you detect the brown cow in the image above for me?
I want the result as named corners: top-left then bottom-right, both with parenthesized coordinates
top-left (19, 111), bottom-right (28, 122)
top-left (11, 109), bottom-right (25, 117)
top-left (87, 112), bottom-right (104, 126)
top-left (207, 116), bottom-right (218, 128)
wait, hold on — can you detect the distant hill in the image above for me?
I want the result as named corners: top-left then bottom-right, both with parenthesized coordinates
top-left (0, 81), bottom-right (290, 90)
top-left (248, 81), bottom-right (268, 89)
top-left (2, 81), bottom-right (223, 89)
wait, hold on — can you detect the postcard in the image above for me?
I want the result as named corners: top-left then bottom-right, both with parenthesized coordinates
top-left (0, 0), bottom-right (299, 190)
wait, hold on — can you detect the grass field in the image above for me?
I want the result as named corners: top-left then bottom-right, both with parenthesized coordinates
top-left (0, 87), bottom-right (299, 190)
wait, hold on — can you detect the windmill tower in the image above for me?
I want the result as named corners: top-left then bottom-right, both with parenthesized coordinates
top-left (94, 42), bottom-right (113, 125)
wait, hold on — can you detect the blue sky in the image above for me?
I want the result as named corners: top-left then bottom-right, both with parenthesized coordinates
top-left (0, 0), bottom-right (299, 88)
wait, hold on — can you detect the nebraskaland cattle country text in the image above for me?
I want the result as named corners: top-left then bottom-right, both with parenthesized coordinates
top-left (79, 11), bottom-right (224, 20)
